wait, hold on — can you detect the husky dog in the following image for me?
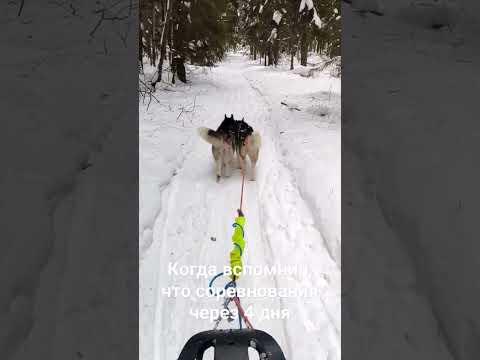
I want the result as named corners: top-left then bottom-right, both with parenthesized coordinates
top-left (235, 118), bottom-right (261, 181)
top-left (198, 114), bottom-right (236, 182)
top-left (198, 114), bottom-right (262, 182)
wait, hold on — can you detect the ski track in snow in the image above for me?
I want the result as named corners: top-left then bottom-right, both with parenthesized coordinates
top-left (140, 54), bottom-right (340, 360)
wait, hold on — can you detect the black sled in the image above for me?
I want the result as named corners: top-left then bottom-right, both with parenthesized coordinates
top-left (177, 329), bottom-right (286, 360)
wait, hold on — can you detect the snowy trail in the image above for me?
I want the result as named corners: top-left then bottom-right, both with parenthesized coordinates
top-left (140, 54), bottom-right (340, 360)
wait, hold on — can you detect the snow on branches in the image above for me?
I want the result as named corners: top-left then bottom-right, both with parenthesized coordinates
top-left (299, 0), bottom-right (323, 30)
top-left (299, 0), bottom-right (313, 12)
top-left (313, 11), bottom-right (322, 29)
top-left (273, 10), bottom-right (283, 25)
top-left (267, 27), bottom-right (277, 42)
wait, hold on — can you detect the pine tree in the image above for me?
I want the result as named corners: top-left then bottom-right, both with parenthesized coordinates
top-left (314, 0), bottom-right (340, 57)
top-left (238, 0), bottom-right (339, 69)
top-left (141, 0), bottom-right (238, 84)
top-left (140, 0), bottom-right (340, 83)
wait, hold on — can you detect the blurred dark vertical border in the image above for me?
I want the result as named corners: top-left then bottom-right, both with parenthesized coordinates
top-left (343, 0), bottom-right (480, 359)
top-left (1, 1), bottom-right (138, 359)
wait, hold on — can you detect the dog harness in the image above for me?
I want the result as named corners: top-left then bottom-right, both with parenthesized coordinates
top-left (234, 120), bottom-right (253, 154)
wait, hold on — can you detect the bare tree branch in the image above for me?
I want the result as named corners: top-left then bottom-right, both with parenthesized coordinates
top-left (89, 1), bottom-right (132, 38)
top-left (139, 76), bottom-right (160, 110)
top-left (17, 0), bottom-right (25, 17)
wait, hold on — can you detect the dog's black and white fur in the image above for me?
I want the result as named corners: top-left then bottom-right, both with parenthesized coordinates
top-left (198, 114), bottom-right (262, 182)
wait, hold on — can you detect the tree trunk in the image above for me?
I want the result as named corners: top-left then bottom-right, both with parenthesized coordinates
top-left (273, 41), bottom-right (279, 67)
top-left (139, 23), bottom-right (144, 69)
top-left (288, 37), bottom-right (295, 70)
top-left (152, 37), bottom-right (167, 88)
top-left (151, 1), bottom-right (156, 66)
top-left (170, 0), bottom-right (187, 83)
top-left (175, 57), bottom-right (186, 83)
top-left (159, 40), bottom-right (166, 78)
top-left (170, 15), bottom-right (175, 83)
top-left (151, 0), bottom-right (170, 88)
top-left (267, 44), bottom-right (274, 66)
top-left (300, 30), bottom-right (308, 66)
top-left (264, 52), bottom-right (267, 67)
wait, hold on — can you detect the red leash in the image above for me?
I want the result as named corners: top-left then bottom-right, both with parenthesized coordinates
top-left (233, 296), bottom-right (254, 329)
top-left (239, 173), bottom-right (245, 211)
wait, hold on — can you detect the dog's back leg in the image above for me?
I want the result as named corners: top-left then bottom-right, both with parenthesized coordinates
top-left (247, 133), bottom-right (261, 181)
top-left (224, 147), bottom-right (235, 177)
top-left (224, 158), bottom-right (232, 177)
top-left (247, 149), bottom-right (259, 181)
top-left (212, 146), bottom-right (222, 182)
top-left (216, 159), bottom-right (222, 182)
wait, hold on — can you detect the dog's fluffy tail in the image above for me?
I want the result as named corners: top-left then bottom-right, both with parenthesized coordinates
top-left (197, 127), bottom-right (223, 147)
top-left (251, 131), bottom-right (262, 149)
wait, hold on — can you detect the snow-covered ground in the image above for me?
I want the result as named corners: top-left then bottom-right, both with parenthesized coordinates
top-left (140, 54), bottom-right (340, 360)
top-left (343, 1), bottom-right (480, 359)
top-left (1, 2), bottom-right (137, 359)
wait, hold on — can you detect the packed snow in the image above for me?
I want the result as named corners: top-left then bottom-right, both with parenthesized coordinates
top-left (140, 54), bottom-right (340, 360)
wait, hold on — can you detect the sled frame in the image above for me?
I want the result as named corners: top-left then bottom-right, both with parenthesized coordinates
top-left (177, 329), bottom-right (287, 360)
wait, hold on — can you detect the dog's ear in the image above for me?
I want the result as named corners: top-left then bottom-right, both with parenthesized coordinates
top-left (224, 114), bottom-right (227, 119)
top-left (230, 114), bottom-right (233, 119)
